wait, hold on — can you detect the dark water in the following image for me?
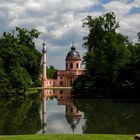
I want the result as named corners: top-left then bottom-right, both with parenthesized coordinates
top-left (0, 90), bottom-right (140, 134)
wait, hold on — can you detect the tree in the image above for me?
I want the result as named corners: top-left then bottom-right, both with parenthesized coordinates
top-left (138, 32), bottom-right (140, 42)
top-left (47, 65), bottom-right (57, 79)
top-left (73, 12), bottom-right (134, 97)
top-left (82, 12), bottom-right (119, 51)
top-left (10, 66), bottom-right (32, 92)
top-left (0, 58), bottom-right (12, 96)
top-left (16, 27), bottom-right (41, 48)
top-left (0, 27), bottom-right (42, 96)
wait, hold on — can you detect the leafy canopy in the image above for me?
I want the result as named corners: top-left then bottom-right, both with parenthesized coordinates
top-left (0, 27), bottom-right (42, 96)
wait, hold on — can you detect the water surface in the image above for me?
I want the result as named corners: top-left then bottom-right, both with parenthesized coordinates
top-left (0, 90), bottom-right (140, 134)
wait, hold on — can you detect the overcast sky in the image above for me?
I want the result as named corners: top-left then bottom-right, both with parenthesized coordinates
top-left (0, 0), bottom-right (140, 69)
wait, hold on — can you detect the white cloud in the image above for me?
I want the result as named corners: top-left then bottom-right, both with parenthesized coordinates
top-left (133, 0), bottom-right (140, 7)
top-left (103, 1), bottom-right (134, 17)
top-left (103, 0), bottom-right (140, 42)
top-left (0, 0), bottom-right (140, 69)
top-left (119, 13), bottom-right (140, 42)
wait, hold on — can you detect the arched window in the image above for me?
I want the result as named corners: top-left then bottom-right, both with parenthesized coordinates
top-left (60, 90), bottom-right (63, 94)
top-left (70, 80), bottom-right (73, 85)
top-left (60, 81), bottom-right (63, 85)
top-left (76, 63), bottom-right (79, 68)
top-left (70, 63), bottom-right (73, 68)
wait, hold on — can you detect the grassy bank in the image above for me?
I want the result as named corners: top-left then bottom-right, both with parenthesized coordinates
top-left (0, 134), bottom-right (134, 140)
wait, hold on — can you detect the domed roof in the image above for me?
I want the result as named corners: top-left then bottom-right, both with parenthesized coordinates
top-left (66, 44), bottom-right (81, 60)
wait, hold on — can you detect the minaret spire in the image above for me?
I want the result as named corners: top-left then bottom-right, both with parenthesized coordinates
top-left (42, 42), bottom-right (47, 87)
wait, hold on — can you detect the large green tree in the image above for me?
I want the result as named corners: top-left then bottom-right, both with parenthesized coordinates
top-left (47, 65), bottom-right (57, 79)
top-left (0, 27), bottom-right (42, 96)
top-left (73, 12), bottom-right (140, 98)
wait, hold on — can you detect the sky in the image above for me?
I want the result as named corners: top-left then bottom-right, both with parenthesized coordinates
top-left (0, 0), bottom-right (140, 69)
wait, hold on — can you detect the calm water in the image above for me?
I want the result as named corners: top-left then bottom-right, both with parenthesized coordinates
top-left (0, 89), bottom-right (140, 134)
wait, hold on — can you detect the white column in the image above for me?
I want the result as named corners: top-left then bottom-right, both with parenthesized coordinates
top-left (42, 44), bottom-right (47, 79)
top-left (42, 43), bottom-right (47, 87)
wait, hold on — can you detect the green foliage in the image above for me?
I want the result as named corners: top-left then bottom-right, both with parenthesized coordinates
top-left (47, 65), bottom-right (57, 79)
top-left (10, 66), bottom-right (32, 91)
top-left (0, 58), bottom-right (12, 96)
top-left (0, 27), bottom-right (42, 96)
top-left (83, 12), bottom-right (119, 51)
top-left (73, 12), bottom-right (140, 98)
top-left (138, 32), bottom-right (140, 42)
top-left (16, 27), bottom-right (41, 48)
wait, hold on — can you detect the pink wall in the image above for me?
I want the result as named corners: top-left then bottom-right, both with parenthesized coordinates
top-left (66, 59), bottom-right (81, 71)
top-left (46, 62), bottom-right (84, 87)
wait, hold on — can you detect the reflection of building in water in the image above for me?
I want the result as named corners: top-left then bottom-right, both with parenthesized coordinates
top-left (41, 89), bottom-right (81, 134)
top-left (41, 43), bottom-right (84, 87)
top-left (65, 102), bottom-right (81, 134)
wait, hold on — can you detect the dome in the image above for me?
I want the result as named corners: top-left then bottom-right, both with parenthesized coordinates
top-left (66, 44), bottom-right (81, 60)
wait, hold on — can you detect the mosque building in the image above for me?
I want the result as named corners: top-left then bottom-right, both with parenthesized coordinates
top-left (42, 43), bottom-right (84, 87)
top-left (41, 43), bottom-right (83, 134)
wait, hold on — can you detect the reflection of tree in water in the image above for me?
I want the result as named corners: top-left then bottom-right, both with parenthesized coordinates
top-left (74, 99), bottom-right (140, 134)
top-left (0, 92), bottom-right (41, 134)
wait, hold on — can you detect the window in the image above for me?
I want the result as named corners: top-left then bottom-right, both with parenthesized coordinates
top-left (71, 107), bottom-right (73, 112)
top-left (60, 81), bottom-right (63, 85)
top-left (60, 76), bottom-right (63, 79)
top-left (70, 80), bottom-right (73, 85)
top-left (76, 63), bottom-right (79, 68)
top-left (60, 90), bottom-right (63, 94)
top-left (70, 63), bottom-right (73, 68)
top-left (66, 63), bottom-right (68, 69)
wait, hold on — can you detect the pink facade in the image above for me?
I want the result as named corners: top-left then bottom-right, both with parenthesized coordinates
top-left (42, 44), bottom-right (84, 87)
top-left (42, 43), bottom-right (48, 87)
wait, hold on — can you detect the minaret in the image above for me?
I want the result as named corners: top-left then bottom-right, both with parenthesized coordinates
top-left (42, 43), bottom-right (47, 87)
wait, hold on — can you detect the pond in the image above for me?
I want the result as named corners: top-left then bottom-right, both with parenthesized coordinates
top-left (0, 89), bottom-right (140, 134)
